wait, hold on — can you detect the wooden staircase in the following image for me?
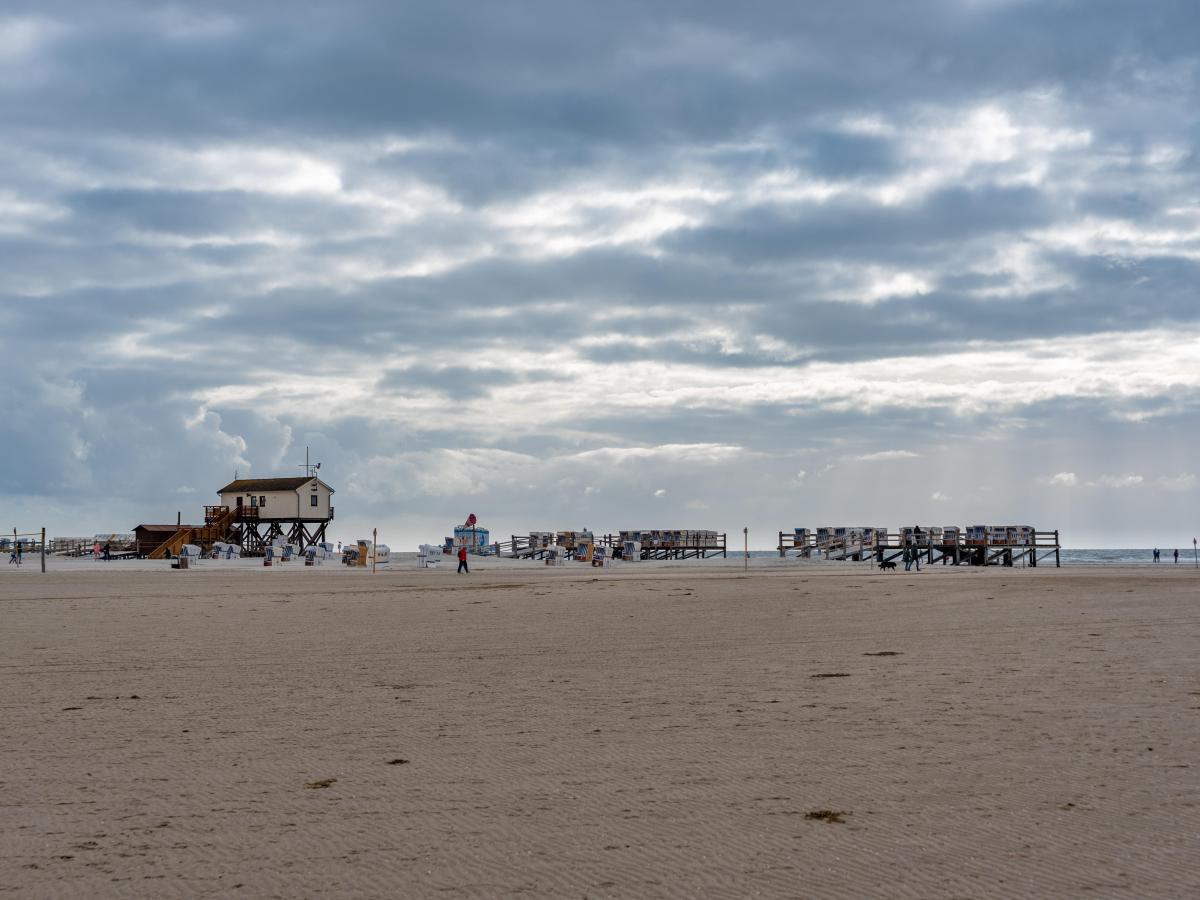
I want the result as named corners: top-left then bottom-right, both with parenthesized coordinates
top-left (147, 526), bottom-right (194, 560)
top-left (147, 506), bottom-right (243, 559)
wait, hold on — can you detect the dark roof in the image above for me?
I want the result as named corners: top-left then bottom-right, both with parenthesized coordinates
top-left (217, 477), bottom-right (313, 493)
top-left (134, 524), bottom-right (198, 532)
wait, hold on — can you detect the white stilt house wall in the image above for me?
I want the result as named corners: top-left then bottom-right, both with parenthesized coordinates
top-left (214, 476), bottom-right (335, 554)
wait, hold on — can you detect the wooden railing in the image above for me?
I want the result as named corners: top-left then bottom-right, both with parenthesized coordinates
top-left (206, 505), bottom-right (259, 522)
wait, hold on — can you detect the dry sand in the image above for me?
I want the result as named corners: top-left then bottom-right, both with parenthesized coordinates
top-left (1, 561), bottom-right (1197, 898)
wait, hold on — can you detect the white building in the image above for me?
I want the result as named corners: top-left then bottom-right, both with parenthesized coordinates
top-left (216, 476), bottom-right (335, 521)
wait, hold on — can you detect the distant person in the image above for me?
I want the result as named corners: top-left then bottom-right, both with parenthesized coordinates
top-left (103, 542), bottom-right (111, 561)
top-left (1174, 548), bottom-right (1179, 564)
top-left (1153, 548), bottom-right (1160, 563)
top-left (902, 546), bottom-right (912, 571)
top-left (15, 543), bottom-right (22, 566)
top-left (8, 544), bottom-right (18, 565)
top-left (93, 540), bottom-right (101, 559)
top-left (457, 545), bottom-right (469, 574)
top-left (912, 543), bottom-right (921, 571)
top-left (337, 541), bottom-right (342, 553)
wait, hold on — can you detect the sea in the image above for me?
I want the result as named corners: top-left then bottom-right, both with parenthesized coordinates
top-left (1057, 549), bottom-right (1195, 567)
top-left (747, 549), bottom-right (1196, 567)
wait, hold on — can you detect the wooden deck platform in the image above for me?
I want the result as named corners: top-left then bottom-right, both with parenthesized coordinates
top-left (495, 531), bottom-right (728, 561)
top-left (777, 528), bottom-right (1062, 567)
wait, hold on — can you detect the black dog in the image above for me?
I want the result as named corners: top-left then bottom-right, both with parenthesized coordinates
top-left (879, 560), bottom-right (897, 571)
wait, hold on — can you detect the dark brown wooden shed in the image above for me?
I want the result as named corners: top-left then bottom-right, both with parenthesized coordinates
top-left (133, 524), bottom-right (198, 557)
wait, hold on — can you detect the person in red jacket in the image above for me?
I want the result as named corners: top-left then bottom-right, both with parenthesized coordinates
top-left (457, 545), bottom-right (469, 574)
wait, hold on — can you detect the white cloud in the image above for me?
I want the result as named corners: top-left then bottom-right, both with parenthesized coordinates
top-left (1151, 473), bottom-right (1196, 492)
top-left (0, 16), bottom-right (64, 63)
top-left (856, 450), bottom-right (919, 462)
top-left (345, 448), bottom-right (538, 500)
top-left (1090, 474), bottom-right (1144, 489)
top-left (653, 489), bottom-right (667, 497)
top-left (931, 491), bottom-right (951, 502)
top-left (573, 444), bottom-right (744, 465)
top-left (861, 270), bottom-right (933, 303)
top-left (1050, 472), bottom-right (1192, 492)
top-left (166, 145), bottom-right (343, 195)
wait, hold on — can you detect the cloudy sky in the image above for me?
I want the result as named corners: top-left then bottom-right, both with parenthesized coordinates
top-left (3, 1), bottom-right (1198, 548)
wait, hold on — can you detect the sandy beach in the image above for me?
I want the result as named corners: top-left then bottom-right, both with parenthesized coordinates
top-left (1, 562), bottom-right (1197, 898)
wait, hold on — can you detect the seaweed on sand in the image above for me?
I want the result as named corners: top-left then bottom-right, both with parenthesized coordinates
top-left (805, 810), bottom-right (848, 824)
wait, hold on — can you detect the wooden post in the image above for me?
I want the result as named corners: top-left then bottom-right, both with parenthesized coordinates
top-left (743, 527), bottom-right (748, 573)
top-left (372, 527), bottom-right (377, 574)
top-left (1055, 530), bottom-right (1061, 568)
top-left (41, 527), bottom-right (46, 573)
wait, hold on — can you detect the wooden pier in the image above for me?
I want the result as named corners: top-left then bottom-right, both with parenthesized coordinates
top-left (777, 526), bottom-right (1061, 567)
top-left (606, 531), bottom-right (727, 561)
top-left (494, 534), bottom-right (556, 560)
top-left (495, 530), bottom-right (728, 561)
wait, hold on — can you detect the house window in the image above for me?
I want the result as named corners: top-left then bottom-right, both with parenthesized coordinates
top-left (310, 495), bottom-right (319, 507)
top-left (250, 495), bottom-right (257, 507)
top-left (260, 496), bottom-right (266, 507)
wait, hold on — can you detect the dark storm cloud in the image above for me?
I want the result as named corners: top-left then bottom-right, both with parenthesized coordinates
top-left (9, 1), bottom-right (1196, 142)
top-left (803, 133), bottom-right (900, 178)
top-left (663, 184), bottom-right (1056, 266)
top-left (377, 365), bottom-right (568, 399)
top-left (1, 0), bottom-right (1198, 543)
top-left (368, 144), bottom-right (579, 208)
top-left (65, 188), bottom-right (375, 238)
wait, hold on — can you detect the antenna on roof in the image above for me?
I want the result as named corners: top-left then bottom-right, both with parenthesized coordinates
top-left (297, 446), bottom-right (320, 479)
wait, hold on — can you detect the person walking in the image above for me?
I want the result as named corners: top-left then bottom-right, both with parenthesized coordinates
top-left (103, 541), bottom-right (111, 561)
top-left (902, 546), bottom-right (912, 571)
top-left (457, 545), bottom-right (469, 574)
top-left (1153, 548), bottom-right (1160, 563)
top-left (1174, 548), bottom-right (1179, 564)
